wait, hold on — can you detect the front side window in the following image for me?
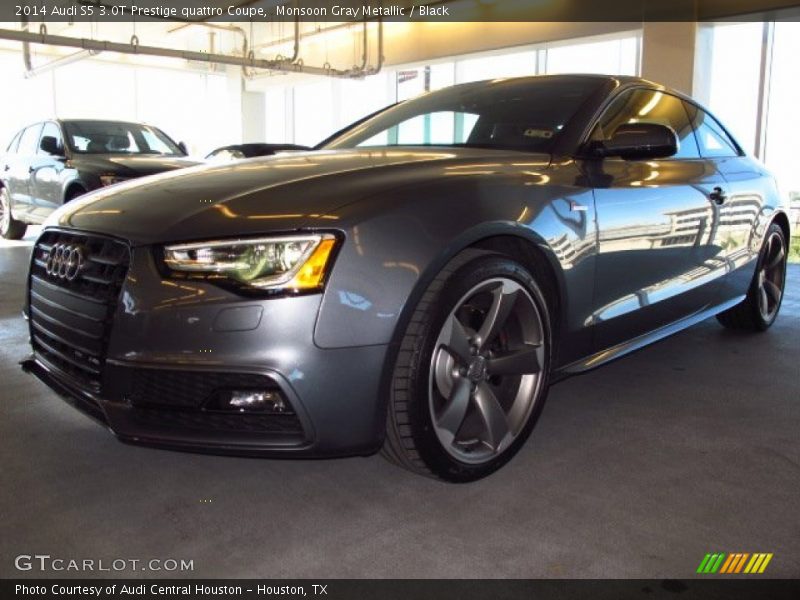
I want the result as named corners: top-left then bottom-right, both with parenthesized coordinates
top-left (62, 121), bottom-right (182, 156)
top-left (325, 77), bottom-right (606, 154)
top-left (589, 88), bottom-right (700, 159)
top-left (684, 104), bottom-right (740, 158)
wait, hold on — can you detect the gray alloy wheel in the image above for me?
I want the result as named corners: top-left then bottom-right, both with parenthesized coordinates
top-left (429, 278), bottom-right (545, 464)
top-left (0, 187), bottom-right (27, 240)
top-left (382, 251), bottom-right (552, 482)
top-left (717, 222), bottom-right (787, 331)
top-left (755, 229), bottom-right (786, 323)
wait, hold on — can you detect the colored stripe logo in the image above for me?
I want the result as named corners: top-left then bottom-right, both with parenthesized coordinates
top-left (697, 553), bottom-right (773, 574)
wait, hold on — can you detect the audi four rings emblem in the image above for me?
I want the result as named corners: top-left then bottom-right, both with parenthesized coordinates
top-left (45, 244), bottom-right (86, 281)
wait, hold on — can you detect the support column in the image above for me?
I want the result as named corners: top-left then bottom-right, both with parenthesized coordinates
top-left (241, 90), bottom-right (266, 142)
top-left (641, 22), bottom-right (698, 95)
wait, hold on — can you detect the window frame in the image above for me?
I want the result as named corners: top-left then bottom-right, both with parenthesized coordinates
top-left (579, 85), bottom-right (703, 161)
top-left (683, 100), bottom-right (745, 159)
top-left (5, 129), bottom-right (23, 154)
top-left (37, 121), bottom-right (66, 157)
top-left (17, 123), bottom-right (44, 157)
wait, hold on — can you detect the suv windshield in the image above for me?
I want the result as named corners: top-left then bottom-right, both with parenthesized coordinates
top-left (63, 121), bottom-right (183, 156)
top-left (322, 77), bottom-right (605, 153)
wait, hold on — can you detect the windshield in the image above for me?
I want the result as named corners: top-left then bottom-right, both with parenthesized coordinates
top-left (63, 121), bottom-right (183, 156)
top-left (323, 77), bottom-right (605, 153)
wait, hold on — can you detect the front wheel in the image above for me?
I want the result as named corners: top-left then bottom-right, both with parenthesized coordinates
top-left (0, 187), bottom-right (28, 240)
top-left (382, 253), bottom-right (552, 482)
top-left (716, 223), bottom-right (788, 331)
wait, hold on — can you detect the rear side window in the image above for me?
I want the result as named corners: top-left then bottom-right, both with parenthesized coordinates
top-left (18, 124), bottom-right (43, 156)
top-left (6, 130), bottom-right (22, 154)
top-left (590, 88), bottom-right (700, 159)
top-left (684, 103), bottom-right (740, 158)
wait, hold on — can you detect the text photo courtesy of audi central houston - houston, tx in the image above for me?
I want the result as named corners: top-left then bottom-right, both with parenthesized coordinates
top-left (0, 1), bottom-right (799, 599)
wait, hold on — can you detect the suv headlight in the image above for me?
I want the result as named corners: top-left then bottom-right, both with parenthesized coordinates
top-left (162, 234), bottom-right (337, 292)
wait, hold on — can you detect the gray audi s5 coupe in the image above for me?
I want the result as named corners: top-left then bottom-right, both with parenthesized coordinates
top-left (22, 75), bottom-right (790, 481)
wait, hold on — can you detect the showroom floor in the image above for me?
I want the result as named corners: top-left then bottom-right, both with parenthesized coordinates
top-left (1, 229), bottom-right (798, 579)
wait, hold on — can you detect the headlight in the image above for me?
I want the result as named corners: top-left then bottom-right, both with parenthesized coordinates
top-left (99, 174), bottom-right (131, 187)
top-left (162, 234), bottom-right (337, 292)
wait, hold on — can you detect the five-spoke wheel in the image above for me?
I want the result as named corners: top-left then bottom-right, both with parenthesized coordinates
top-left (430, 278), bottom-right (545, 464)
top-left (717, 222), bottom-right (788, 331)
top-left (383, 252), bottom-right (552, 482)
top-left (756, 229), bottom-right (786, 323)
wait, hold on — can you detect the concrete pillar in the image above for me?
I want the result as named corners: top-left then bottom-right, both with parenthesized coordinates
top-left (241, 90), bottom-right (266, 142)
top-left (641, 22), bottom-right (698, 95)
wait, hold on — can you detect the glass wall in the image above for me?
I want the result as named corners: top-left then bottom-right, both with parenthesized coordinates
top-left (455, 49), bottom-right (538, 83)
top-left (263, 31), bottom-right (642, 147)
top-left (0, 50), bottom-right (238, 156)
top-left (763, 21), bottom-right (800, 242)
top-left (543, 35), bottom-right (640, 76)
top-left (702, 20), bottom-right (800, 259)
top-left (702, 23), bottom-right (763, 155)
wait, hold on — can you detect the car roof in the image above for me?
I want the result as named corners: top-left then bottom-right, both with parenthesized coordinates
top-left (414, 74), bottom-right (699, 117)
top-left (445, 73), bottom-right (660, 91)
top-left (56, 119), bottom-right (152, 125)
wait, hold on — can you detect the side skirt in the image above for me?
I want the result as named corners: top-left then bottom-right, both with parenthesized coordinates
top-left (552, 295), bottom-right (745, 381)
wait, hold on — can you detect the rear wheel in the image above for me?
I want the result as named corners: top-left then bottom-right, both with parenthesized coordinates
top-left (716, 223), bottom-right (788, 331)
top-left (382, 253), bottom-right (552, 482)
top-left (0, 187), bottom-right (28, 240)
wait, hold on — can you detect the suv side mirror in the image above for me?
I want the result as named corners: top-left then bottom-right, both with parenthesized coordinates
top-left (39, 135), bottom-right (63, 156)
top-left (177, 141), bottom-right (188, 155)
top-left (599, 123), bottom-right (678, 160)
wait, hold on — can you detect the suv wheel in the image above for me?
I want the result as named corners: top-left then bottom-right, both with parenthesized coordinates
top-left (0, 187), bottom-right (28, 240)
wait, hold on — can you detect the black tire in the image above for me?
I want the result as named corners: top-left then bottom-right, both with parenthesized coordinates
top-left (716, 222), bottom-right (788, 332)
top-left (382, 251), bottom-right (552, 482)
top-left (0, 186), bottom-right (28, 241)
top-left (65, 186), bottom-right (86, 202)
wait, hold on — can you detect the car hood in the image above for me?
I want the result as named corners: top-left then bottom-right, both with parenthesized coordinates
top-left (49, 147), bottom-right (550, 245)
top-left (72, 154), bottom-right (200, 176)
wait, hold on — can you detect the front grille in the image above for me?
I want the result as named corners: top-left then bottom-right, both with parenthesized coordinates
top-left (28, 230), bottom-right (130, 392)
top-left (132, 408), bottom-right (304, 436)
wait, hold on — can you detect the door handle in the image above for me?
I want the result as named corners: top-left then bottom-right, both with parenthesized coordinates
top-left (709, 187), bottom-right (727, 205)
top-left (28, 166), bottom-right (35, 174)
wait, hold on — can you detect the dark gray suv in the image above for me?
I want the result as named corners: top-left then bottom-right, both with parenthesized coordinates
top-left (22, 76), bottom-right (790, 481)
top-left (1, 119), bottom-right (197, 239)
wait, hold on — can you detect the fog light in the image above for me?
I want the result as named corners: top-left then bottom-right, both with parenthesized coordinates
top-left (229, 390), bottom-right (285, 412)
top-left (206, 389), bottom-right (289, 413)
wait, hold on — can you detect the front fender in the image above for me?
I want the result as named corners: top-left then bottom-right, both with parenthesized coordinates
top-left (313, 166), bottom-right (598, 355)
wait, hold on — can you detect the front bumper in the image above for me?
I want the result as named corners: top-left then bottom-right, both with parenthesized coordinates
top-left (23, 235), bottom-right (390, 458)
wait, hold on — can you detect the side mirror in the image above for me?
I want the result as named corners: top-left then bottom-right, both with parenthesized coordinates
top-left (600, 123), bottom-right (678, 160)
top-left (39, 135), bottom-right (62, 156)
top-left (177, 141), bottom-right (188, 155)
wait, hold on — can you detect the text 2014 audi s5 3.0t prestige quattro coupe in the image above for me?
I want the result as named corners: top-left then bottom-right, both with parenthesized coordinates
top-left (22, 75), bottom-right (790, 481)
